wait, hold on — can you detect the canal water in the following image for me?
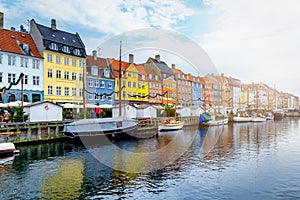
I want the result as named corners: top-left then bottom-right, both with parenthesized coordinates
top-left (1, 118), bottom-right (300, 200)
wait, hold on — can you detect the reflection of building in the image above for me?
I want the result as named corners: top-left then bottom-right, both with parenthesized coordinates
top-left (86, 50), bottom-right (114, 106)
top-left (30, 18), bottom-right (86, 104)
top-left (0, 13), bottom-right (44, 103)
top-left (190, 75), bottom-right (203, 106)
top-left (144, 55), bottom-right (177, 105)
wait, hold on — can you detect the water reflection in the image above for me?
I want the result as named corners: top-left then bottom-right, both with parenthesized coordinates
top-left (0, 118), bottom-right (299, 199)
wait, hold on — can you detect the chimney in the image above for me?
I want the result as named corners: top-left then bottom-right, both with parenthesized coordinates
top-left (155, 55), bottom-right (160, 62)
top-left (51, 19), bottom-right (56, 30)
top-left (0, 12), bottom-right (3, 30)
top-left (221, 73), bottom-right (224, 77)
top-left (129, 54), bottom-right (134, 63)
top-left (172, 64), bottom-right (175, 69)
top-left (92, 50), bottom-right (97, 60)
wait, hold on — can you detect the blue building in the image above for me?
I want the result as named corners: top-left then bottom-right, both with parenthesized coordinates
top-left (191, 76), bottom-right (203, 106)
top-left (86, 51), bottom-right (114, 106)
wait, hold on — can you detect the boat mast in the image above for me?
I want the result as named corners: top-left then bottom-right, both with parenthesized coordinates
top-left (119, 41), bottom-right (122, 117)
top-left (83, 60), bottom-right (87, 119)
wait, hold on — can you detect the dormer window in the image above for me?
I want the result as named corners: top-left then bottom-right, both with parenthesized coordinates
top-left (91, 66), bottom-right (98, 76)
top-left (141, 75), bottom-right (145, 80)
top-left (73, 49), bottom-right (80, 56)
top-left (104, 69), bottom-right (110, 78)
top-left (50, 43), bottom-right (58, 51)
top-left (62, 46), bottom-right (70, 53)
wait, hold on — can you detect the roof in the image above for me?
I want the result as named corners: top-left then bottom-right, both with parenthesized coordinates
top-left (148, 57), bottom-right (174, 75)
top-left (35, 22), bottom-right (85, 49)
top-left (134, 64), bottom-right (148, 81)
top-left (0, 29), bottom-right (43, 58)
top-left (24, 101), bottom-right (62, 108)
top-left (109, 58), bottom-right (131, 78)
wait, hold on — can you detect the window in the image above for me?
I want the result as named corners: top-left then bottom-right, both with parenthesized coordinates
top-left (79, 60), bottom-right (83, 67)
top-left (79, 73), bottom-right (83, 81)
top-left (50, 43), bottom-right (58, 50)
top-left (133, 73), bottom-right (136, 78)
top-left (122, 80), bottom-right (126, 87)
top-left (22, 75), bottom-right (28, 84)
top-left (133, 92), bottom-right (136, 99)
top-left (56, 86), bottom-right (61, 96)
top-left (127, 92), bottom-right (131, 98)
top-left (128, 81), bottom-right (131, 88)
top-left (149, 74), bottom-right (152, 80)
top-left (155, 75), bottom-right (158, 80)
top-left (94, 94), bottom-right (99, 100)
top-left (0, 53), bottom-right (2, 64)
top-left (91, 66), bottom-right (98, 76)
top-left (163, 74), bottom-right (167, 78)
top-left (56, 70), bottom-right (61, 79)
top-left (79, 88), bottom-right (83, 97)
top-left (22, 94), bottom-right (28, 102)
top-left (101, 95), bottom-right (105, 101)
top-left (8, 93), bottom-right (16, 102)
top-left (64, 57), bottom-right (69, 65)
top-left (142, 84), bottom-right (145, 89)
top-left (8, 73), bottom-right (16, 83)
top-left (94, 80), bottom-right (99, 88)
top-left (88, 94), bottom-right (93, 100)
top-left (100, 81), bottom-right (105, 88)
top-left (133, 82), bottom-right (136, 88)
top-left (32, 59), bottom-right (40, 69)
top-left (0, 72), bottom-right (2, 82)
top-left (123, 91), bottom-right (126, 99)
top-left (62, 46), bottom-right (70, 53)
top-left (64, 87), bottom-right (69, 96)
top-left (48, 69), bottom-right (53, 78)
top-left (20, 57), bottom-right (28, 67)
top-left (48, 86), bottom-right (53, 95)
top-left (72, 88), bottom-right (76, 96)
top-left (88, 80), bottom-right (93, 87)
top-left (72, 72), bottom-right (76, 80)
top-left (56, 55), bottom-right (61, 64)
top-left (64, 71), bottom-right (69, 80)
top-left (128, 72), bottom-right (131, 77)
top-left (73, 49), bottom-right (80, 56)
top-left (8, 55), bottom-right (16, 66)
top-left (72, 59), bottom-right (76, 66)
top-left (47, 54), bottom-right (52, 62)
top-left (33, 76), bottom-right (40, 85)
top-left (108, 82), bottom-right (112, 89)
top-left (141, 75), bottom-right (145, 80)
top-left (104, 69), bottom-right (110, 78)
top-left (108, 96), bottom-right (112, 101)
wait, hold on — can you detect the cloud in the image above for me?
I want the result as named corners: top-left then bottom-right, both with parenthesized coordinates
top-left (201, 0), bottom-right (300, 95)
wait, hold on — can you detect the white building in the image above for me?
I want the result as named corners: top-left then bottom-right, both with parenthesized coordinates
top-left (0, 13), bottom-right (44, 103)
top-left (24, 101), bottom-right (62, 122)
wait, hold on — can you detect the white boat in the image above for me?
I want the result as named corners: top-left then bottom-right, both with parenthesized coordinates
top-left (158, 119), bottom-right (184, 131)
top-left (0, 143), bottom-right (19, 158)
top-left (266, 112), bottom-right (274, 120)
top-left (233, 116), bottom-right (252, 122)
top-left (251, 117), bottom-right (267, 122)
top-left (201, 118), bottom-right (228, 126)
top-left (273, 109), bottom-right (285, 119)
top-left (63, 117), bottom-right (138, 138)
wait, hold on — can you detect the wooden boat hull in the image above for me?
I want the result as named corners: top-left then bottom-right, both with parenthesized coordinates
top-left (233, 117), bottom-right (252, 122)
top-left (158, 121), bottom-right (184, 132)
top-left (199, 118), bottom-right (228, 127)
top-left (63, 118), bottom-right (139, 138)
top-left (273, 110), bottom-right (285, 119)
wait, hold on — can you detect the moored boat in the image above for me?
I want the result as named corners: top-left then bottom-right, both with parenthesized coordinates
top-left (158, 118), bottom-right (184, 131)
top-left (273, 109), bottom-right (285, 119)
top-left (251, 117), bottom-right (267, 122)
top-left (0, 143), bottom-right (19, 158)
top-left (199, 113), bottom-right (228, 127)
top-left (233, 116), bottom-right (252, 122)
top-left (63, 117), bottom-right (138, 138)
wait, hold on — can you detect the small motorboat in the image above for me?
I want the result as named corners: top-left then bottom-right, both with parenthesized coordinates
top-left (158, 118), bottom-right (184, 132)
top-left (266, 112), bottom-right (274, 120)
top-left (199, 113), bottom-right (228, 127)
top-left (273, 109), bottom-right (285, 119)
top-left (0, 143), bottom-right (19, 158)
top-left (251, 117), bottom-right (267, 122)
top-left (233, 116), bottom-right (252, 122)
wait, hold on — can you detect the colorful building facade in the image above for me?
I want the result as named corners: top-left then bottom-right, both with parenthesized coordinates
top-left (30, 19), bottom-right (86, 104)
top-left (0, 16), bottom-right (44, 103)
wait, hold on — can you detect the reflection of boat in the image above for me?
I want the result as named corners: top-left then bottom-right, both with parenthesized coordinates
top-left (63, 118), bottom-right (138, 138)
top-left (0, 143), bottom-right (19, 158)
top-left (158, 118), bottom-right (184, 131)
top-left (199, 113), bottom-right (228, 127)
top-left (0, 156), bottom-right (14, 165)
top-left (273, 109), bottom-right (285, 119)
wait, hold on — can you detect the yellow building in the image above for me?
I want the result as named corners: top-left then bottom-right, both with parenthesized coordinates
top-left (110, 56), bottom-right (148, 104)
top-left (30, 19), bottom-right (86, 104)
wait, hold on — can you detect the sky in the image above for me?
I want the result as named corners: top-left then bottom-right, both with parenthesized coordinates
top-left (0, 0), bottom-right (299, 96)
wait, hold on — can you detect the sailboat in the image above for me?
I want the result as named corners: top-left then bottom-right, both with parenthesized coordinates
top-left (63, 42), bottom-right (138, 138)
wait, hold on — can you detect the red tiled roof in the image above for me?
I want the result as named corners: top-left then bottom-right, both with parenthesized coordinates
top-left (109, 58), bottom-right (131, 77)
top-left (86, 55), bottom-right (108, 69)
top-left (0, 29), bottom-right (42, 58)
